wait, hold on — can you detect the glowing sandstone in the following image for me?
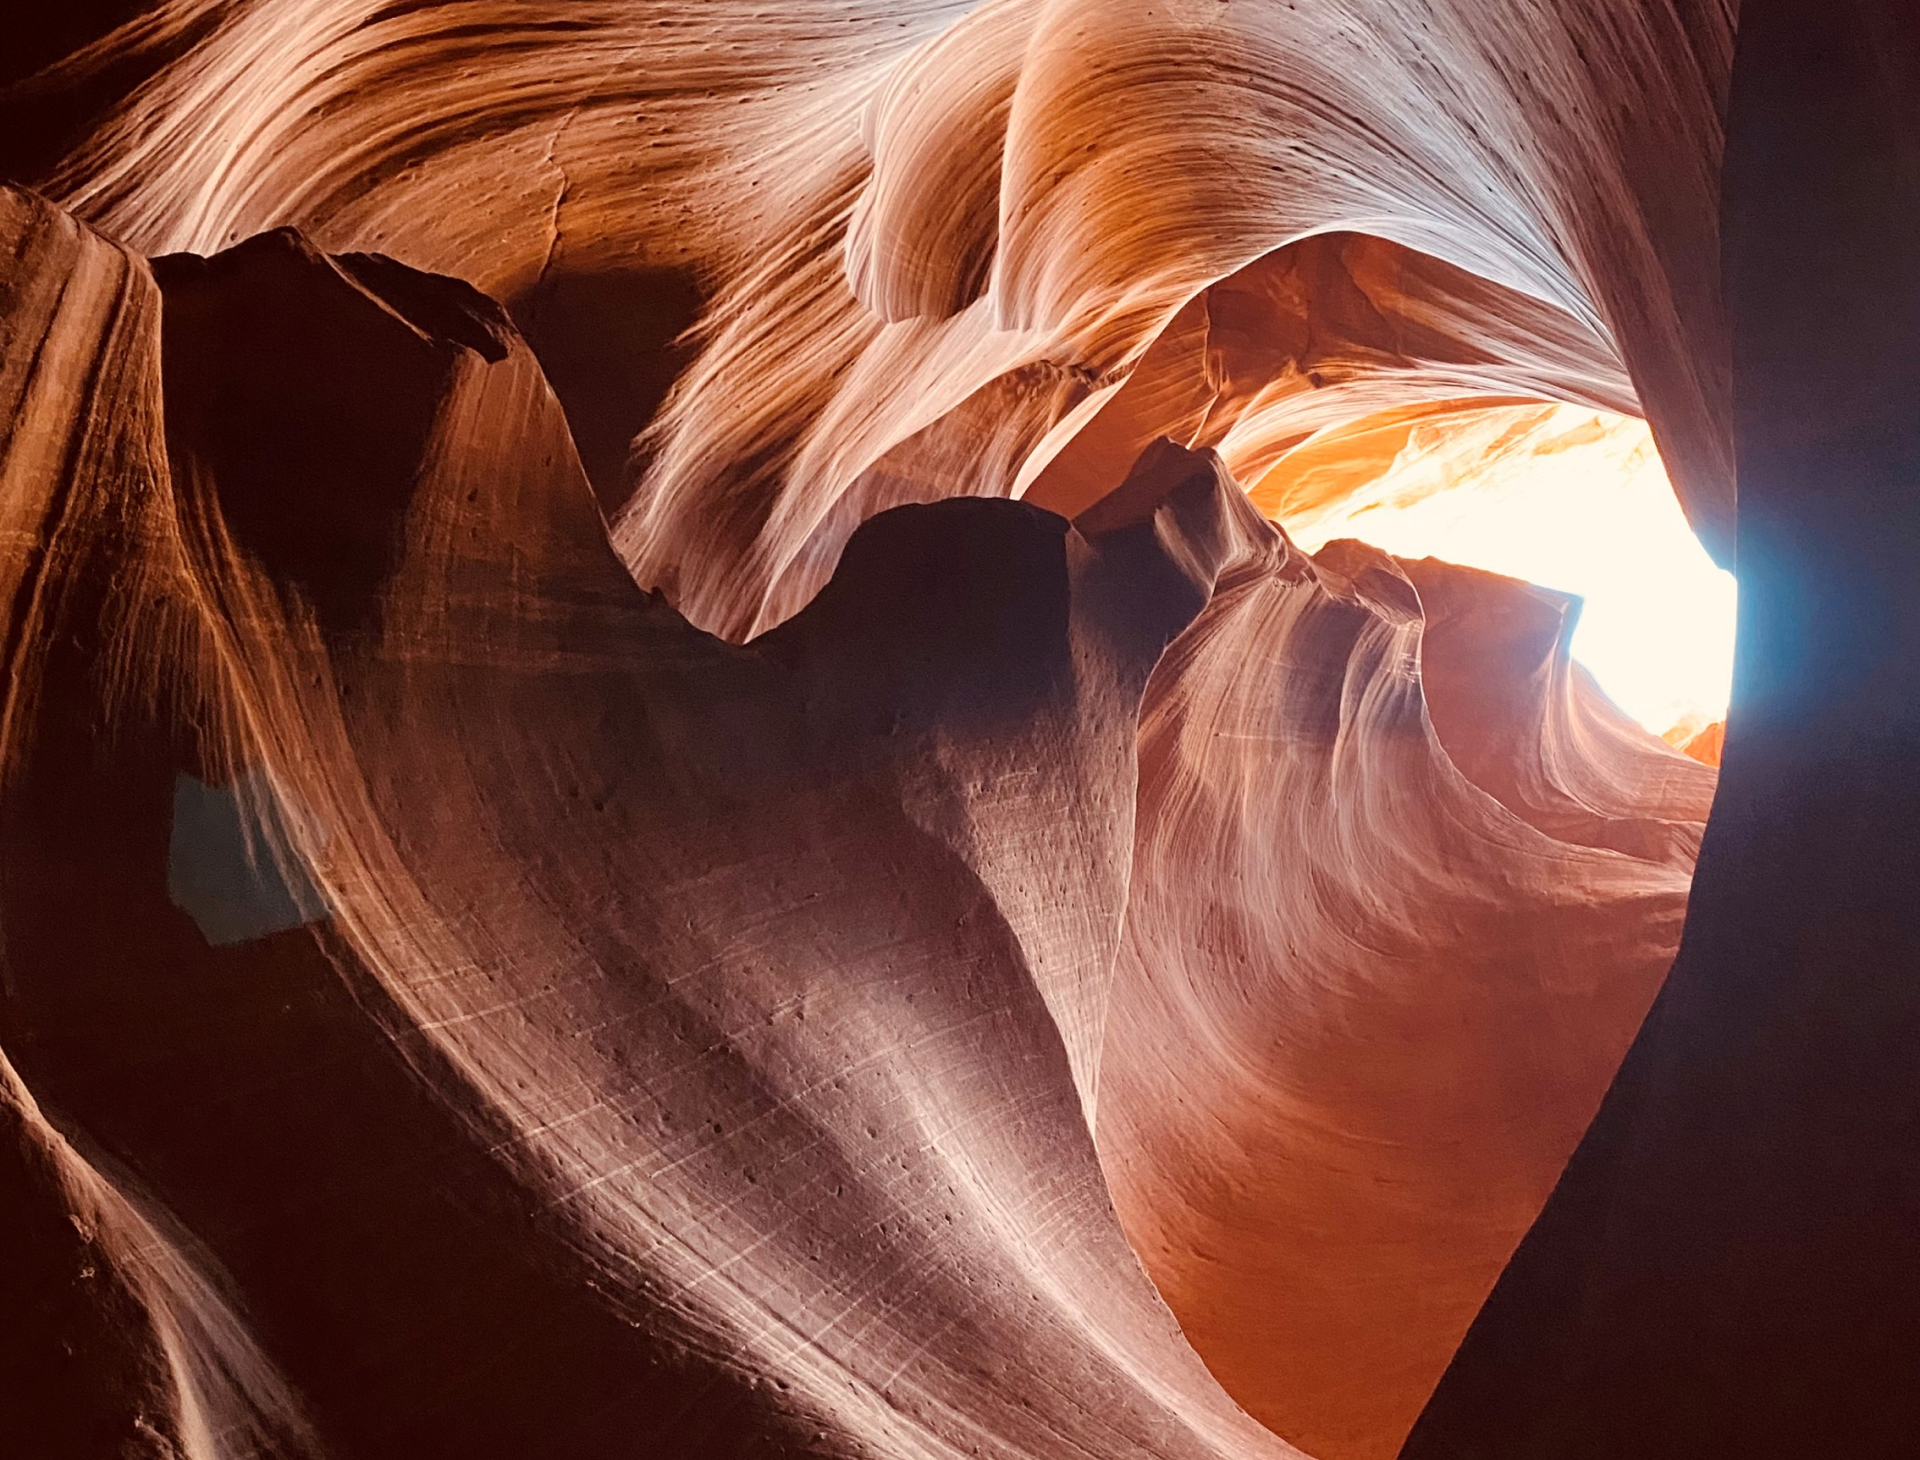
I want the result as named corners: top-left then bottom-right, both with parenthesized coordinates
top-left (18, 0), bottom-right (1736, 639)
top-left (0, 183), bottom-right (1712, 1456)
top-left (7, 2), bottom-right (1909, 1459)
top-left (1096, 535), bottom-right (1707, 1459)
top-left (1, 192), bottom-right (1308, 1458)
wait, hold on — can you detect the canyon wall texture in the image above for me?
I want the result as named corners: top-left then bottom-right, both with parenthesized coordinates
top-left (7, 0), bottom-right (1736, 637)
top-left (4, 1), bottom-right (1913, 1458)
top-left (0, 179), bottom-right (1709, 1460)
top-left (1402, 2), bottom-right (1920, 1454)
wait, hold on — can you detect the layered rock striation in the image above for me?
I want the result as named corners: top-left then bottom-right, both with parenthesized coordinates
top-left (9, 1), bottom-right (1915, 1458)
top-left (1, 182), bottom-right (1711, 1457)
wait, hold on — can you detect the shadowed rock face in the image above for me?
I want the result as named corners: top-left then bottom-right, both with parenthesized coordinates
top-left (0, 186), bottom-right (1709, 1460)
top-left (2, 2), bottom-right (1913, 1458)
top-left (1402, 3), bottom-right (1920, 1455)
top-left (0, 191), bottom-right (1292, 1460)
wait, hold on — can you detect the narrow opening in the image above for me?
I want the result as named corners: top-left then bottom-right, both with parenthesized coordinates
top-left (1252, 401), bottom-right (1736, 745)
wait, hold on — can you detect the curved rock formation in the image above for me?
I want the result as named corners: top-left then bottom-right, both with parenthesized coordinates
top-left (16, 0), bottom-right (1734, 641)
top-left (1, 1044), bottom-right (323, 1460)
top-left (8, 2), bottom-right (1915, 1458)
top-left (0, 188), bottom-right (1298, 1459)
top-left (1404, 4), bottom-right (1920, 1454)
top-left (1095, 536), bottom-right (1707, 1459)
top-left (0, 177), bottom-right (1715, 1457)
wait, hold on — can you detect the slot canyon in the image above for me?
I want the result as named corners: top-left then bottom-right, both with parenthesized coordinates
top-left (2, 2), bottom-right (1916, 1457)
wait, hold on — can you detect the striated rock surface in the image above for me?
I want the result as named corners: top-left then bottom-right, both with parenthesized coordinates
top-left (12, 1), bottom-right (1916, 1457)
top-left (1402, 3), bottom-right (1920, 1454)
top-left (13, 0), bottom-right (1735, 639)
top-left (0, 186), bottom-right (1301, 1459)
top-left (0, 178), bottom-right (1715, 1458)
top-left (1095, 527), bottom-right (1707, 1460)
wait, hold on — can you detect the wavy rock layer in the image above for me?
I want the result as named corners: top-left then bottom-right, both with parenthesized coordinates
top-left (1404, 4), bottom-right (1920, 1454)
top-left (1096, 538), bottom-right (1707, 1460)
top-left (0, 187), bottom-right (1301, 1460)
top-left (33, 1), bottom-right (1920, 1457)
top-left (0, 179), bottom-right (1718, 1458)
top-left (15, 0), bottom-right (1735, 641)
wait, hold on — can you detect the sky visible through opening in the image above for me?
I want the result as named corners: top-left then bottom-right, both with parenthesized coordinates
top-left (1282, 404), bottom-right (1737, 740)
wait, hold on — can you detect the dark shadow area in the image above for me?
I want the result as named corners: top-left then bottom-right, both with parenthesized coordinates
top-left (1, 4), bottom-right (220, 187)
top-left (509, 264), bottom-right (704, 520)
top-left (1401, 3), bottom-right (1920, 1455)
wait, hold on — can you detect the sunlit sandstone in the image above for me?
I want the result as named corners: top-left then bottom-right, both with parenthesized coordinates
top-left (6, 4), bottom-right (1914, 1459)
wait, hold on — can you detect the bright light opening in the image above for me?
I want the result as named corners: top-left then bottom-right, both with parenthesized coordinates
top-left (1253, 403), bottom-right (1736, 742)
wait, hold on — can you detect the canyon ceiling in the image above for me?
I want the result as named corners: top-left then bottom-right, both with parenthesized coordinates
top-left (3, 2), bottom-right (1917, 1458)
